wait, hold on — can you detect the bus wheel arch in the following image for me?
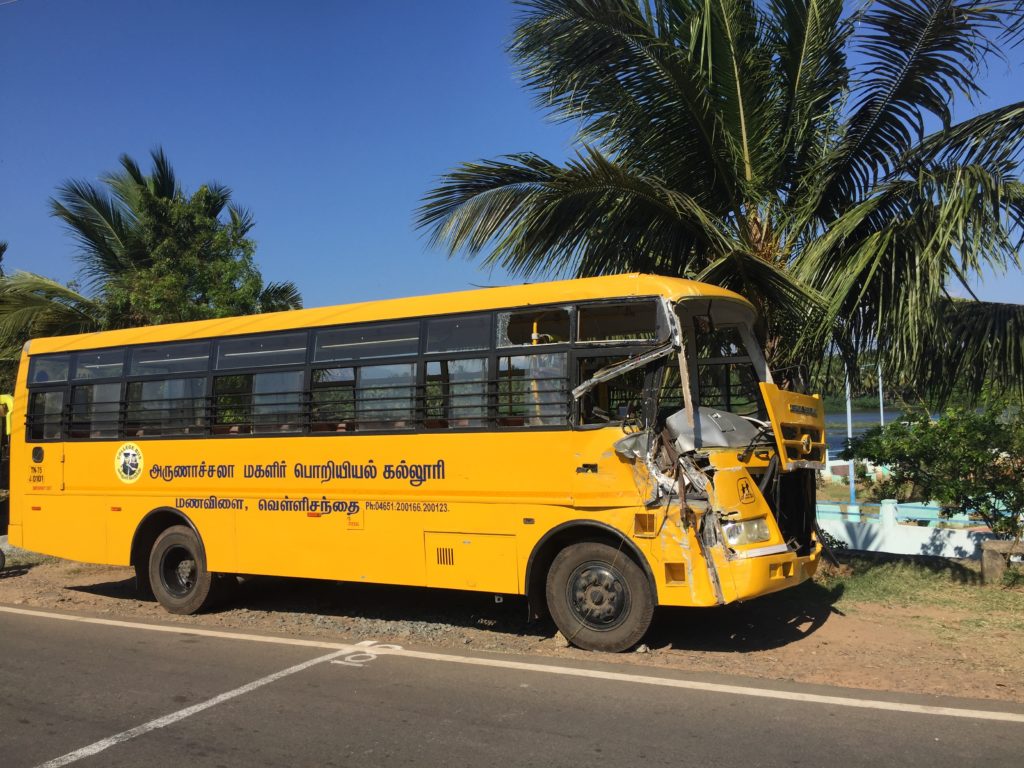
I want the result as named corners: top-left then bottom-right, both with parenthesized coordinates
top-left (130, 507), bottom-right (204, 601)
top-left (525, 521), bottom-right (657, 642)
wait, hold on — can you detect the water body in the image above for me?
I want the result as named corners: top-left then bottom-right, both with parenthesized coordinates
top-left (823, 409), bottom-right (905, 456)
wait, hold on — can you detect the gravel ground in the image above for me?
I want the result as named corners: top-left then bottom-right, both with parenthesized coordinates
top-left (1, 542), bottom-right (1021, 704)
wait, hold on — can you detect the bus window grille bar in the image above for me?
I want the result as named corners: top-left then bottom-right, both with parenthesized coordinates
top-left (26, 376), bottom-right (575, 438)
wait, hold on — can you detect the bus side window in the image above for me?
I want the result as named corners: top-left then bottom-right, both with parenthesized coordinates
top-left (496, 353), bottom-right (568, 427)
top-left (311, 367), bottom-right (355, 432)
top-left (356, 364), bottom-right (416, 431)
top-left (126, 378), bottom-right (208, 437)
top-left (69, 383), bottom-right (121, 439)
top-left (497, 308), bottom-right (570, 346)
top-left (577, 302), bottom-right (658, 343)
top-left (425, 314), bottom-right (489, 354)
top-left (213, 371), bottom-right (304, 434)
top-left (212, 375), bottom-right (252, 434)
top-left (28, 391), bottom-right (65, 441)
top-left (576, 357), bottom-right (646, 425)
top-left (424, 359), bottom-right (488, 429)
top-left (28, 355), bottom-right (71, 385)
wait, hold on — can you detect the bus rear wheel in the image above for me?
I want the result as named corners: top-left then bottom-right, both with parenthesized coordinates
top-left (545, 542), bottom-right (654, 652)
top-left (148, 525), bottom-right (214, 615)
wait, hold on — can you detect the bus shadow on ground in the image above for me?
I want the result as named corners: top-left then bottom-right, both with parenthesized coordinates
top-left (69, 575), bottom-right (555, 642)
top-left (648, 580), bottom-right (844, 652)
top-left (0, 566), bottom-right (35, 580)
top-left (0, 560), bottom-right (44, 580)
top-left (68, 572), bottom-right (843, 652)
top-left (232, 577), bottom-right (556, 642)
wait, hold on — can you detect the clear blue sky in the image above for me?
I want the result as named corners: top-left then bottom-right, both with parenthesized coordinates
top-left (1, 0), bottom-right (1021, 309)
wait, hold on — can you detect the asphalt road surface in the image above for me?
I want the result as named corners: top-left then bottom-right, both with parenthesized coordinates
top-left (1, 606), bottom-right (1022, 768)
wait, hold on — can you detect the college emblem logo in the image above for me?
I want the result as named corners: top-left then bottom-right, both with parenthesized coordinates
top-left (115, 442), bottom-right (144, 484)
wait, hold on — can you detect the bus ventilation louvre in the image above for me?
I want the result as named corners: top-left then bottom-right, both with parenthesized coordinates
top-left (768, 469), bottom-right (817, 556)
top-left (436, 547), bottom-right (455, 566)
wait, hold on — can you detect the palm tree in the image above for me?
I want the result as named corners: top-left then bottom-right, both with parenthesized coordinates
top-left (0, 148), bottom-right (301, 346)
top-left (419, 0), bottom-right (1024, 403)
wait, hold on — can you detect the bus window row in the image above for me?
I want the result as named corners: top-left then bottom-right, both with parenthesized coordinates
top-left (26, 355), bottom-right (575, 440)
top-left (26, 301), bottom-right (663, 386)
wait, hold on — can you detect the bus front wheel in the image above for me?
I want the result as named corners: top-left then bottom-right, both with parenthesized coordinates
top-left (545, 542), bottom-right (654, 652)
top-left (148, 525), bottom-right (214, 615)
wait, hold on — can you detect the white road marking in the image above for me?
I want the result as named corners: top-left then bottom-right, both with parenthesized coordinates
top-left (34, 649), bottom-right (349, 768)
top-left (382, 647), bottom-right (1024, 723)
top-left (0, 605), bottom-right (355, 650)
top-left (3, 604), bottom-right (1023, 724)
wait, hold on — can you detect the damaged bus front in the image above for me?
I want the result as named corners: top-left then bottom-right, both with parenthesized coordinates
top-left (574, 295), bottom-right (825, 611)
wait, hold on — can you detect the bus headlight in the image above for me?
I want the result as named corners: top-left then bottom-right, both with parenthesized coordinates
top-left (722, 518), bottom-right (771, 546)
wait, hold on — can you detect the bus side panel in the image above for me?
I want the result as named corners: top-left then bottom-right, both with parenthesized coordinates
top-left (229, 431), bottom-right (577, 586)
top-left (54, 431), bottom-right (580, 586)
top-left (61, 442), bottom-right (239, 571)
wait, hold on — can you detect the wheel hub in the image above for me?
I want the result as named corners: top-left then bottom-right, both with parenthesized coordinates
top-left (161, 546), bottom-right (197, 597)
top-left (567, 563), bottom-right (630, 631)
top-left (176, 559), bottom-right (195, 589)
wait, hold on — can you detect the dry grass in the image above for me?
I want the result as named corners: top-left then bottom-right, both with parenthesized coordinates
top-left (816, 556), bottom-right (1024, 639)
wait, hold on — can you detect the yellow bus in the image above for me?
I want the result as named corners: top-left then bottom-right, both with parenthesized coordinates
top-left (7, 274), bottom-right (825, 651)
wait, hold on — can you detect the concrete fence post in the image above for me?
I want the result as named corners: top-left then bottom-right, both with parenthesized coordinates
top-left (880, 499), bottom-right (898, 530)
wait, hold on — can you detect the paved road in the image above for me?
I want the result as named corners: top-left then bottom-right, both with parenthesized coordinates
top-left (1, 606), bottom-right (1021, 768)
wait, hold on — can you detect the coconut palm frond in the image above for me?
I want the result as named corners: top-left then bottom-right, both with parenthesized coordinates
top-left (257, 281), bottom-right (303, 313)
top-left (800, 162), bottom-right (1024, 382)
top-left (910, 100), bottom-right (1024, 168)
top-left (917, 299), bottom-right (1024, 403)
top-left (814, 0), bottom-right (1019, 215)
top-left (227, 204), bottom-right (256, 237)
top-left (50, 178), bottom-right (135, 289)
top-left (764, 0), bottom-right (850, 198)
top-left (511, 0), bottom-right (744, 207)
top-left (418, 147), bottom-right (733, 278)
top-left (147, 146), bottom-right (180, 199)
top-left (0, 272), bottom-right (101, 342)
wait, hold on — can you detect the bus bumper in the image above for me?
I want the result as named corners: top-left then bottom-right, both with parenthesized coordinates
top-left (724, 543), bottom-right (821, 601)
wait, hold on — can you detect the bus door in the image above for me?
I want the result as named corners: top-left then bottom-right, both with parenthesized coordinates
top-left (25, 388), bottom-right (65, 494)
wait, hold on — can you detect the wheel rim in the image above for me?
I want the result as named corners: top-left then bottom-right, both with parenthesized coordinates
top-left (160, 545), bottom-right (197, 598)
top-left (565, 560), bottom-right (631, 632)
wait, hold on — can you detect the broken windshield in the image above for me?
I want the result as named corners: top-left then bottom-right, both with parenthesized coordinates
top-left (693, 323), bottom-right (765, 418)
top-left (678, 300), bottom-right (769, 421)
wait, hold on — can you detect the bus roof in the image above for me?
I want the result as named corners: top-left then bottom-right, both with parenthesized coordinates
top-left (25, 273), bottom-right (750, 355)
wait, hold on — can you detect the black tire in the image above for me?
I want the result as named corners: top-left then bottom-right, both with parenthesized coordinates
top-left (0, 549), bottom-right (6, 571)
top-left (545, 541), bottom-right (654, 652)
top-left (148, 525), bottom-right (214, 614)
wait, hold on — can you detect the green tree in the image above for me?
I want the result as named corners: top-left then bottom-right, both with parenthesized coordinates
top-left (419, 0), bottom-right (1024, 403)
top-left (845, 407), bottom-right (1024, 542)
top-left (0, 148), bottom-right (300, 345)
